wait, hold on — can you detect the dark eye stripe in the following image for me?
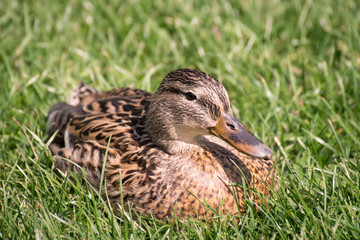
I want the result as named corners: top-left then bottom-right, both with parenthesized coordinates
top-left (198, 98), bottom-right (221, 118)
top-left (167, 88), bottom-right (221, 118)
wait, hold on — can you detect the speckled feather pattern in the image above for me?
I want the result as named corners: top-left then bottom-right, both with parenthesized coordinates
top-left (47, 69), bottom-right (277, 221)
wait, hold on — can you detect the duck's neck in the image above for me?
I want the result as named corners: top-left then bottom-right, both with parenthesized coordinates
top-left (145, 117), bottom-right (205, 156)
top-left (159, 139), bottom-right (204, 155)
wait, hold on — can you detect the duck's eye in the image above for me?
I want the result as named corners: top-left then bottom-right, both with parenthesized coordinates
top-left (185, 92), bottom-right (197, 101)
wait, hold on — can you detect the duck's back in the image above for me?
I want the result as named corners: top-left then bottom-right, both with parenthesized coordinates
top-left (47, 83), bottom-right (152, 146)
top-left (47, 83), bottom-right (157, 208)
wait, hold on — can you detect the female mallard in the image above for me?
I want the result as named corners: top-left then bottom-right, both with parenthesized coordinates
top-left (47, 69), bottom-right (277, 220)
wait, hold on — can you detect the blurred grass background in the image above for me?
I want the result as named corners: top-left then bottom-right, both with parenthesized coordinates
top-left (1, 0), bottom-right (360, 239)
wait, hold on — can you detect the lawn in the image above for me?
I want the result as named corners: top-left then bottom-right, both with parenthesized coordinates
top-left (1, 0), bottom-right (360, 239)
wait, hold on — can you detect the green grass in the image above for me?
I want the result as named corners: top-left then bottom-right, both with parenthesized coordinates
top-left (1, 0), bottom-right (360, 238)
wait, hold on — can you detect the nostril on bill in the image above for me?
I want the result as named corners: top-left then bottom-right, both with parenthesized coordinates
top-left (226, 122), bottom-right (236, 130)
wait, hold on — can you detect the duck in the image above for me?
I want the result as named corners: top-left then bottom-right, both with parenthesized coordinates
top-left (47, 69), bottom-right (277, 221)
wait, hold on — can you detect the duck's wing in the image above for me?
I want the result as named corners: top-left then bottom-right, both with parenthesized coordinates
top-left (47, 96), bottom-right (152, 144)
top-left (47, 84), bottom-right (153, 175)
top-left (48, 89), bottom-right (160, 205)
top-left (47, 82), bottom-right (153, 144)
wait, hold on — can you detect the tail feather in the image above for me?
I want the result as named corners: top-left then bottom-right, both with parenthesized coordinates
top-left (69, 82), bottom-right (98, 106)
top-left (46, 102), bottom-right (85, 146)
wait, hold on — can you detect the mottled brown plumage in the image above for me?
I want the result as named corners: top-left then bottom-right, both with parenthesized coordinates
top-left (47, 69), bottom-right (277, 221)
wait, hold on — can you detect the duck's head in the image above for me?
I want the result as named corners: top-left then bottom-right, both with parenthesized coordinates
top-left (146, 69), bottom-right (272, 160)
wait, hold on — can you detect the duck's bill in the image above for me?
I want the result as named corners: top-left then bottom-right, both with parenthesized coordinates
top-left (209, 113), bottom-right (273, 160)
